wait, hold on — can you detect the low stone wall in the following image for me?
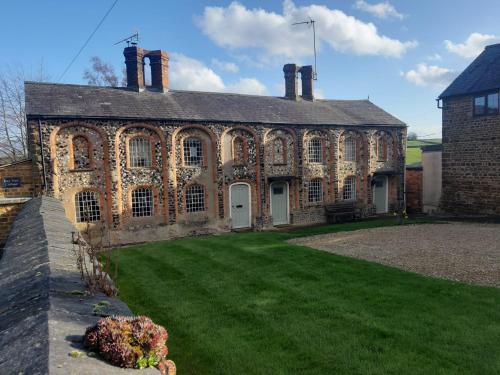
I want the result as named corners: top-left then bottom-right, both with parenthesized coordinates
top-left (0, 197), bottom-right (157, 374)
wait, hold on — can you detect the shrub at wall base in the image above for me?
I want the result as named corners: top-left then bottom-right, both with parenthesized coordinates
top-left (84, 315), bottom-right (176, 374)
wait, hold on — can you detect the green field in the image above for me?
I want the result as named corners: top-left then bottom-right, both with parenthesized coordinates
top-left (109, 218), bottom-right (500, 375)
top-left (406, 138), bottom-right (441, 165)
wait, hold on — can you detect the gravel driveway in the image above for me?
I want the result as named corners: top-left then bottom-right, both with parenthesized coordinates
top-left (289, 223), bottom-right (500, 287)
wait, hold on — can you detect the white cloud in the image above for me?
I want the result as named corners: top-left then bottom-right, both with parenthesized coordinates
top-left (444, 32), bottom-right (500, 59)
top-left (426, 53), bottom-right (442, 61)
top-left (211, 58), bottom-right (239, 73)
top-left (195, 0), bottom-right (416, 60)
top-left (400, 63), bottom-right (456, 88)
top-left (354, 0), bottom-right (405, 20)
top-left (227, 78), bottom-right (268, 95)
top-left (169, 53), bottom-right (267, 95)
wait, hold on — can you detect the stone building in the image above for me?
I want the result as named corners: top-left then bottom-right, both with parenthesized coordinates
top-left (25, 46), bottom-right (406, 245)
top-left (439, 43), bottom-right (500, 216)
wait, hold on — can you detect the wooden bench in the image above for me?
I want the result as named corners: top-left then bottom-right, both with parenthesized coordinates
top-left (324, 201), bottom-right (358, 224)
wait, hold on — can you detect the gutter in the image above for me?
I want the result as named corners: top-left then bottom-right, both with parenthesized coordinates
top-left (38, 119), bottom-right (47, 191)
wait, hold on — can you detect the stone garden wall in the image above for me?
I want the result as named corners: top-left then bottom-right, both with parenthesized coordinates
top-left (0, 197), bottom-right (157, 374)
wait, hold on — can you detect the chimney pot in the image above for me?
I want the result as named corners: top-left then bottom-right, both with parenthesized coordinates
top-left (283, 63), bottom-right (299, 100)
top-left (300, 65), bottom-right (314, 101)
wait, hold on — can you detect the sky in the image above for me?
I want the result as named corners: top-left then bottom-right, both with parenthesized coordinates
top-left (2, 0), bottom-right (500, 137)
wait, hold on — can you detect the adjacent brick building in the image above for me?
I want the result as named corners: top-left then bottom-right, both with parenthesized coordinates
top-left (25, 46), bottom-right (406, 245)
top-left (439, 43), bottom-right (500, 216)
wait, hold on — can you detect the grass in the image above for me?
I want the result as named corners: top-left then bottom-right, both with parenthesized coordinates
top-left (109, 218), bottom-right (500, 374)
top-left (406, 138), bottom-right (442, 165)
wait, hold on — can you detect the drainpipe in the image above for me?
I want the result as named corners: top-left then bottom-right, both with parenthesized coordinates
top-left (38, 119), bottom-right (47, 192)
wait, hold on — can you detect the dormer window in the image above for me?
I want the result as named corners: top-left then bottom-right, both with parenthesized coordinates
top-left (474, 92), bottom-right (499, 116)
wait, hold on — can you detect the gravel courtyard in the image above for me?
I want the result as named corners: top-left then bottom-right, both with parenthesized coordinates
top-left (289, 222), bottom-right (500, 287)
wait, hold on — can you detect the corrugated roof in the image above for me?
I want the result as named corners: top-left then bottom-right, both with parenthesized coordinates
top-left (439, 43), bottom-right (500, 99)
top-left (25, 82), bottom-right (405, 127)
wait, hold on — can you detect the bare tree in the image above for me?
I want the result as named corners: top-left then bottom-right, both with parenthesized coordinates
top-left (0, 64), bottom-right (49, 163)
top-left (83, 56), bottom-right (121, 87)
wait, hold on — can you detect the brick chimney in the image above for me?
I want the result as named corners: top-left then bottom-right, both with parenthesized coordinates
top-left (124, 46), bottom-right (145, 91)
top-left (300, 65), bottom-right (314, 101)
top-left (147, 50), bottom-right (169, 92)
top-left (123, 47), bottom-right (169, 92)
top-left (283, 64), bottom-right (299, 100)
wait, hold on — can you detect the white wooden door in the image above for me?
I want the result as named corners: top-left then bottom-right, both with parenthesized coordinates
top-left (373, 176), bottom-right (388, 214)
top-left (271, 182), bottom-right (289, 225)
top-left (230, 184), bottom-right (251, 229)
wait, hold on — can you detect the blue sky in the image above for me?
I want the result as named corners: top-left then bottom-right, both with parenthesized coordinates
top-left (2, 0), bottom-right (500, 137)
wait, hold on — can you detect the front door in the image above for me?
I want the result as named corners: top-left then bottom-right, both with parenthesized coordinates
top-left (373, 176), bottom-right (388, 214)
top-left (271, 182), bottom-right (289, 225)
top-left (230, 183), bottom-right (251, 229)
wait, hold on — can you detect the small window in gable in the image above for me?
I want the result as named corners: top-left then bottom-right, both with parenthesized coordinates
top-left (344, 137), bottom-right (356, 162)
top-left (377, 136), bottom-right (388, 161)
top-left (72, 136), bottom-right (91, 169)
top-left (343, 177), bottom-right (356, 200)
top-left (184, 138), bottom-right (204, 166)
top-left (308, 179), bottom-right (323, 203)
top-left (273, 137), bottom-right (286, 165)
top-left (308, 138), bottom-right (322, 163)
top-left (233, 137), bottom-right (246, 164)
top-left (129, 137), bottom-right (152, 168)
top-left (474, 92), bottom-right (499, 116)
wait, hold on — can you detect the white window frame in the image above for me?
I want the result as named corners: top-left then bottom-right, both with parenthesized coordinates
top-left (343, 177), bottom-right (356, 201)
top-left (308, 179), bottom-right (323, 203)
top-left (344, 137), bottom-right (356, 162)
top-left (308, 138), bottom-right (322, 163)
top-left (75, 191), bottom-right (101, 223)
top-left (183, 138), bottom-right (204, 167)
top-left (129, 137), bottom-right (152, 168)
top-left (186, 184), bottom-right (206, 213)
top-left (131, 188), bottom-right (154, 217)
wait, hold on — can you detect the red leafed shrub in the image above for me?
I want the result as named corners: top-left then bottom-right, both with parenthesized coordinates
top-left (84, 315), bottom-right (175, 374)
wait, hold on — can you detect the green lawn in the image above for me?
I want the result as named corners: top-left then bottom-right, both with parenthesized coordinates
top-left (109, 218), bottom-right (500, 375)
top-left (406, 138), bottom-right (441, 165)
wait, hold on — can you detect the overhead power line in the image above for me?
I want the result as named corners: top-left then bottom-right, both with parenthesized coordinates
top-left (58, 0), bottom-right (119, 82)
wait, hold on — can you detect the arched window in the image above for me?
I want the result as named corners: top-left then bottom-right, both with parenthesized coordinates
top-left (131, 188), bottom-right (153, 217)
top-left (273, 137), bottom-right (286, 164)
top-left (344, 137), bottom-right (356, 162)
top-left (75, 191), bottom-right (101, 223)
top-left (72, 136), bottom-right (91, 169)
top-left (377, 136), bottom-right (388, 161)
top-left (308, 138), bottom-right (322, 163)
top-left (343, 177), bottom-right (356, 200)
top-left (129, 137), bottom-right (152, 168)
top-left (186, 184), bottom-right (205, 213)
top-left (233, 137), bottom-right (246, 164)
top-left (308, 179), bottom-right (323, 203)
top-left (183, 138), bottom-right (203, 166)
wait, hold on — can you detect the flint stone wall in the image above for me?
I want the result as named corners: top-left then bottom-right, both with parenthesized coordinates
top-left (0, 197), bottom-right (157, 374)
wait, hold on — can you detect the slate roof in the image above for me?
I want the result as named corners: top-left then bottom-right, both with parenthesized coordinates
top-left (439, 43), bottom-right (500, 99)
top-left (25, 82), bottom-right (405, 127)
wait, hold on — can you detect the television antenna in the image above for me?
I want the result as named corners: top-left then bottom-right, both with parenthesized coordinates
top-left (114, 32), bottom-right (139, 47)
top-left (292, 17), bottom-right (318, 80)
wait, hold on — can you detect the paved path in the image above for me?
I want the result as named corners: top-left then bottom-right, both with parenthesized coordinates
top-left (289, 223), bottom-right (500, 287)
